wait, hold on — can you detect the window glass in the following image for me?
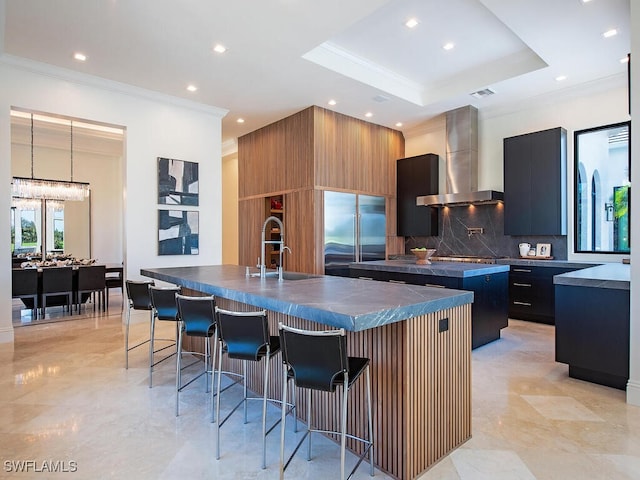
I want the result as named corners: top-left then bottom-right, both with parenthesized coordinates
top-left (574, 122), bottom-right (630, 253)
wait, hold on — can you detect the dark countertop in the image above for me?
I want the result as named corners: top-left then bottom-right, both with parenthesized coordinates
top-left (553, 263), bottom-right (630, 291)
top-left (497, 258), bottom-right (601, 269)
top-left (141, 265), bottom-right (473, 332)
top-left (350, 260), bottom-right (510, 277)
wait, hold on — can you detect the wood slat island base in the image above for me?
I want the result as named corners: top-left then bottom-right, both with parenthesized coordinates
top-left (143, 266), bottom-right (472, 479)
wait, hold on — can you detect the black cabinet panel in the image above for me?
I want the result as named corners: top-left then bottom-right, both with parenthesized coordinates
top-left (504, 128), bottom-right (567, 235)
top-left (508, 265), bottom-right (583, 324)
top-left (397, 154), bottom-right (439, 236)
top-left (555, 284), bottom-right (629, 389)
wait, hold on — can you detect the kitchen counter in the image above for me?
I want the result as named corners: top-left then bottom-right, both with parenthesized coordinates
top-left (349, 260), bottom-right (509, 349)
top-left (354, 259), bottom-right (509, 276)
top-left (553, 263), bottom-right (630, 290)
top-left (141, 264), bottom-right (473, 479)
top-left (554, 263), bottom-right (630, 389)
top-left (497, 258), bottom-right (601, 268)
top-left (141, 264), bottom-right (472, 332)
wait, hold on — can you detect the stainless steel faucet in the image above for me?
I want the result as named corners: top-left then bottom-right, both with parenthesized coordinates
top-left (259, 216), bottom-right (290, 280)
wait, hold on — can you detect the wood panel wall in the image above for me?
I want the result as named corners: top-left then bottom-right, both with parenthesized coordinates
top-left (238, 198), bottom-right (268, 268)
top-left (237, 107), bottom-right (314, 198)
top-left (206, 296), bottom-right (472, 479)
top-left (237, 105), bottom-right (406, 272)
top-left (313, 107), bottom-right (404, 195)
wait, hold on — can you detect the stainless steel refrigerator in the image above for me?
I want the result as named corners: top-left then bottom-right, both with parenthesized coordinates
top-left (324, 191), bottom-right (386, 276)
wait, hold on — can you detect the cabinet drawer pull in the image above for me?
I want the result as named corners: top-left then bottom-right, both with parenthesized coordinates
top-left (389, 279), bottom-right (406, 284)
top-left (425, 283), bottom-right (446, 288)
top-left (512, 268), bottom-right (532, 273)
top-left (513, 301), bottom-right (532, 306)
top-left (513, 283), bottom-right (532, 287)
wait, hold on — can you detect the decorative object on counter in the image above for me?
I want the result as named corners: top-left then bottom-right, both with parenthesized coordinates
top-left (518, 243), bottom-right (531, 257)
top-left (158, 157), bottom-right (199, 206)
top-left (410, 248), bottom-right (436, 264)
top-left (536, 243), bottom-right (551, 258)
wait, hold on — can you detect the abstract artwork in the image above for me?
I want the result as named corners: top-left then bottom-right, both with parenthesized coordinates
top-left (158, 210), bottom-right (199, 255)
top-left (158, 157), bottom-right (199, 206)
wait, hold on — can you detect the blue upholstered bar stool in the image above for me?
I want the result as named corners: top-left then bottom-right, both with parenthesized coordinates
top-left (175, 294), bottom-right (216, 417)
top-left (214, 307), bottom-right (295, 468)
top-left (124, 280), bottom-right (154, 369)
top-left (148, 285), bottom-right (182, 388)
top-left (278, 323), bottom-right (374, 480)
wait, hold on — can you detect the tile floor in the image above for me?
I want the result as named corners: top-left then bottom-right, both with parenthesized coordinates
top-left (2, 295), bottom-right (640, 479)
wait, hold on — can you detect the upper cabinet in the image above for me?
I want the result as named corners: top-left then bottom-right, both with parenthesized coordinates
top-left (396, 154), bottom-right (439, 237)
top-left (503, 127), bottom-right (567, 235)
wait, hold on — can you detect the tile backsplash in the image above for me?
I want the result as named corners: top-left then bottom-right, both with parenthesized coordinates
top-left (403, 204), bottom-right (567, 259)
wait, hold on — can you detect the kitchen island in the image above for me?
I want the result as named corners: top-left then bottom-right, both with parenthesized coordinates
top-left (142, 265), bottom-right (473, 479)
top-left (554, 263), bottom-right (630, 389)
top-left (349, 260), bottom-right (509, 348)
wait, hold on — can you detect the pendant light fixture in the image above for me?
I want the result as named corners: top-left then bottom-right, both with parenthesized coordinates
top-left (12, 113), bottom-right (90, 202)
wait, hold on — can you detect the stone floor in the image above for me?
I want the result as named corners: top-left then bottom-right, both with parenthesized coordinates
top-left (2, 295), bottom-right (640, 479)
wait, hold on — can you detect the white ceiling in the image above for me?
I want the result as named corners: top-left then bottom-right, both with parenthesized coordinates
top-left (1, 0), bottom-right (631, 151)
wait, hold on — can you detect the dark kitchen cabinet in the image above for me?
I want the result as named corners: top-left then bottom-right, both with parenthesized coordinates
top-left (503, 127), bottom-right (567, 235)
top-left (397, 154), bottom-right (439, 236)
top-left (509, 265), bottom-right (584, 324)
top-left (555, 284), bottom-right (629, 389)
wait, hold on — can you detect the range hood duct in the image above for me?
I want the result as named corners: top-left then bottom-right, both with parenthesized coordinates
top-left (416, 105), bottom-right (503, 207)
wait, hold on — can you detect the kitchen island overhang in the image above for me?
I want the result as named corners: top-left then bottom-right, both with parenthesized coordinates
top-left (141, 264), bottom-right (474, 479)
top-left (141, 264), bottom-right (474, 331)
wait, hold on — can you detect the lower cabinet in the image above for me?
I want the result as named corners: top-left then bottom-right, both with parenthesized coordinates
top-left (351, 268), bottom-right (508, 349)
top-left (508, 266), bottom-right (583, 324)
top-left (555, 284), bottom-right (629, 389)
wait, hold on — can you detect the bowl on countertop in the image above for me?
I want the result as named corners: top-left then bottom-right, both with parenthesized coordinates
top-left (410, 248), bottom-right (437, 265)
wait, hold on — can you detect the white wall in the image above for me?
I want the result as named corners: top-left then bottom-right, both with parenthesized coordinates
top-left (1, 56), bottom-right (227, 343)
top-left (627, 0), bottom-right (640, 406)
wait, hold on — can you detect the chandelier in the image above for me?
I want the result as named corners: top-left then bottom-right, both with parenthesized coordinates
top-left (11, 114), bottom-right (90, 202)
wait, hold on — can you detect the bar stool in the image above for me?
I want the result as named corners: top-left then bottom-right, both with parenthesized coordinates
top-left (175, 294), bottom-right (216, 417)
top-left (214, 307), bottom-right (295, 468)
top-left (124, 280), bottom-right (155, 369)
top-left (148, 285), bottom-right (182, 388)
top-left (278, 323), bottom-right (374, 480)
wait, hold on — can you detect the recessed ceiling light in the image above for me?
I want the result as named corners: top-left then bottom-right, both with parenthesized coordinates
top-left (328, 99), bottom-right (337, 106)
top-left (73, 52), bottom-right (87, 62)
top-left (555, 75), bottom-right (567, 82)
top-left (602, 29), bottom-right (618, 38)
top-left (237, 118), bottom-right (245, 124)
top-left (365, 112), bottom-right (373, 118)
top-left (213, 44), bottom-right (227, 54)
top-left (395, 122), bottom-right (403, 128)
top-left (405, 18), bottom-right (419, 29)
top-left (186, 84), bottom-right (198, 92)
top-left (581, 0), bottom-right (593, 3)
top-left (442, 42), bottom-right (455, 51)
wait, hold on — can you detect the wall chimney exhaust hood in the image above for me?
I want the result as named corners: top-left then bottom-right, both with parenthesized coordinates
top-left (416, 105), bottom-right (503, 207)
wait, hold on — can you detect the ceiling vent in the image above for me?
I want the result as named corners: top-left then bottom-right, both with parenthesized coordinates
top-left (470, 88), bottom-right (495, 99)
top-left (373, 94), bottom-right (390, 103)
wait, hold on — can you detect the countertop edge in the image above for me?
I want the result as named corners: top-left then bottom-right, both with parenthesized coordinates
top-left (141, 266), bottom-right (474, 332)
